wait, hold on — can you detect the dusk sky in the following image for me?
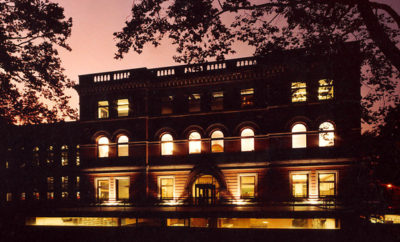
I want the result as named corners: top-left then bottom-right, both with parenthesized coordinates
top-left (53, 0), bottom-right (400, 112)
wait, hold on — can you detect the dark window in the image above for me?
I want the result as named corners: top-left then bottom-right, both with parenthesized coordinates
top-left (240, 88), bottom-right (254, 107)
top-left (211, 91), bottom-right (223, 111)
top-left (188, 93), bottom-right (201, 112)
top-left (161, 96), bottom-right (174, 114)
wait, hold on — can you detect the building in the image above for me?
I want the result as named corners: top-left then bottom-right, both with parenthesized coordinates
top-left (1, 42), bottom-right (361, 229)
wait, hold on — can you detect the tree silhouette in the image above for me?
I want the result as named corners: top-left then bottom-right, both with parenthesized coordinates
top-left (0, 0), bottom-right (76, 124)
top-left (114, 0), bottom-right (400, 126)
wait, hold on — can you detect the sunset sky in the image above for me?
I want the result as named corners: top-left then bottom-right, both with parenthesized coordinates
top-left (53, 0), bottom-right (400, 112)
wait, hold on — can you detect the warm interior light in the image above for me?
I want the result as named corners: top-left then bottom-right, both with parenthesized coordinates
top-left (387, 184), bottom-right (392, 188)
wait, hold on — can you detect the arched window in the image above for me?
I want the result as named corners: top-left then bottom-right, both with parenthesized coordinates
top-left (211, 130), bottom-right (224, 153)
top-left (189, 131), bottom-right (201, 154)
top-left (117, 135), bottom-right (129, 157)
top-left (292, 124), bottom-right (307, 148)
top-left (98, 137), bottom-right (109, 158)
top-left (319, 122), bottom-right (335, 147)
top-left (161, 133), bottom-right (174, 156)
top-left (241, 128), bottom-right (254, 152)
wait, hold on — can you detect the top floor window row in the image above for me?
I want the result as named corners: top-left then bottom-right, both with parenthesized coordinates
top-left (97, 80), bottom-right (334, 119)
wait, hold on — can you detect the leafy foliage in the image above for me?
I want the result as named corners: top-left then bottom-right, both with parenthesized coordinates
top-left (115, 0), bottom-right (400, 127)
top-left (0, 0), bottom-right (76, 124)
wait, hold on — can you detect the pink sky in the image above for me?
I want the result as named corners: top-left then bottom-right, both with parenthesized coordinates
top-left (53, 0), bottom-right (400, 113)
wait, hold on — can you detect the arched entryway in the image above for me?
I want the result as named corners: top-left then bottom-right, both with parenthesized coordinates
top-left (192, 175), bottom-right (220, 205)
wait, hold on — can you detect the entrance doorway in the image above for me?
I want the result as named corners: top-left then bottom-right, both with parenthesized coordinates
top-left (192, 175), bottom-right (219, 205)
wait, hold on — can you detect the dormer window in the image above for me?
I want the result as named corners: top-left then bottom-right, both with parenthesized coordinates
top-left (240, 88), bottom-right (254, 107)
top-left (117, 99), bottom-right (129, 117)
top-left (98, 101), bottom-right (109, 119)
top-left (161, 96), bottom-right (174, 114)
top-left (211, 91), bottom-right (223, 111)
top-left (188, 93), bottom-right (201, 112)
top-left (291, 82), bottom-right (307, 102)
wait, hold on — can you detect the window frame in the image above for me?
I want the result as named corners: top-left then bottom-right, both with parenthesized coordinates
top-left (210, 130), bottom-right (224, 153)
top-left (240, 128), bottom-right (255, 152)
top-left (158, 176), bottom-right (175, 200)
top-left (318, 79), bottom-right (334, 100)
top-left (95, 177), bottom-right (110, 202)
top-left (117, 135), bottom-right (129, 157)
top-left (97, 136), bottom-right (110, 158)
top-left (98, 100), bottom-right (109, 119)
top-left (291, 82), bottom-right (307, 103)
top-left (161, 95), bottom-right (174, 115)
top-left (117, 98), bottom-right (130, 117)
top-left (291, 123), bottom-right (307, 149)
top-left (211, 91), bottom-right (224, 111)
top-left (188, 93), bottom-right (201, 112)
top-left (161, 133), bottom-right (174, 156)
top-left (317, 171), bottom-right (337, 198)
top-left (188, 131), bottom-right (202, 154)
top-left (319, 121), bottom-right (335, 147)
top-left (238, 173), bottom-right (257, 199)
top-left (240, 88), bottom-right (255, 108)
top-left (290, 171), bottom-right (310, 199)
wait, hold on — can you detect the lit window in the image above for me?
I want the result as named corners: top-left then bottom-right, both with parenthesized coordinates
top-left (159, 177), bottom-right (174, 199)
top-left (98, 101), bottom-right (109, 119)
top-left (33, 192), bottom-right (40, 200)
top-left (161, 133), bottom-right (174, 156)
top-left (292, 124), bottom-right (307, 148)
top-left (319, 122), bottom-right (335, 147)
top-left (62, 192), bottom-right (68, 199)
top-left (6, 193), bottom-right (12, 202)
top-left (61, 145), bottom-right (68, 166)
top-left (189, 132), bottom-right (201, 154)
top-left (5, 161), bottom-right (9, 169)
top-left (117, 99), bottom-right (129, 117)
top-left (211, 91), bottom-right (223, 111)
top-left (117, 135), bottom-right (129, 157)
top-left (47, 192), bottom-right (54, 200)
top-left (98, 137), bottom-right (109, 158)
top-left (76, 145), bottom-right (80, 166)
top-left (241, 88), bottom-right (254, 107)
top-left (47, 177), bottom-right (54, 190)
top-left (21, 192), bottom-right (26, 201)
top-left (33, 146), bottom-right (40, 166)
top-left (61, 176), bottom-right (69, 190)
top-left (188, 93), bottom-right (201, 112)
top-left (97, 179), bottom-right (109, 201)
top-left (319, 173), bottom-right (336, 197)
top-left (241, 128), bottom-right (254, 152)
top-left (291, 174), bottom-right (308, 198)
top-left (211, 130), bottom-right (224, 153)
top-left (76, 176), bottom-right (80, 189)
top-left (46, 146), bottom-right (54, 164)
top-left (76, 191), bottom-right (81, 200)
top-left (240, 175), bottom-right (256, 198)
top-left (161, 96), bottom-right (174, 114)
top-left (116, 178), bottom-right (130, 201)
top-left (318, 79), bottom-right (334, 100)
top-left (291, 82), bottom-right (307, 102)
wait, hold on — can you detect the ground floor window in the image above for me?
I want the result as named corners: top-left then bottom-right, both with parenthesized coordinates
top-left (158, 177), bottom-right (174, 200)
top-left (96, 177), bottom-right (130, 203)
top-left (291, 174), bottom-right (308, 198)
top-left (116, 178), bottom-right (130, 201)
top-left (318, 173), bottom-right (336, 197)
top-left (239, 174), bottom-right (256, 198)
top-left (97, 179), bottom-right (110, 201)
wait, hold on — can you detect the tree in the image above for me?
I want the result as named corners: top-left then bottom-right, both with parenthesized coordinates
top-left (0, 0), bottom-right (76, 124)
top-left (114, 0), bottom-right (400, 127)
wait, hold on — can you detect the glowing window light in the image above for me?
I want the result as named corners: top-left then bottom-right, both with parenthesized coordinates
top-left (117, 135), bottom-right (129, 157)
top-left (98, 137), bottom-right (109, 158)
top-left (159, 177), bottom-right (174, 199)
top-left (211, 130), bottom-right (224, 153)
top-left (292, 124), bottom-right (307, 148)
top-left (61, 145), bottom-right (68, 166)
top-left (319, 122), bottom-right (335, 147)
top-left (98, 101), bottom-right (109, 119)
top-left (189, 132), bottom-right (201, 154)
top-left (292, 174), bottom-right (308, 198)
top-left (319, 173), bottom-right (336, 197)
top-left (241, 128), bottom-right (254, 152)
top-left (161, 133), bottom-right (173, 156)
top-left (318, 79), bottom-right (334, 100)
top-left (291, 82), bottom-right (307, 102)
top-left (117, 99), bottom-right (129, 117)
